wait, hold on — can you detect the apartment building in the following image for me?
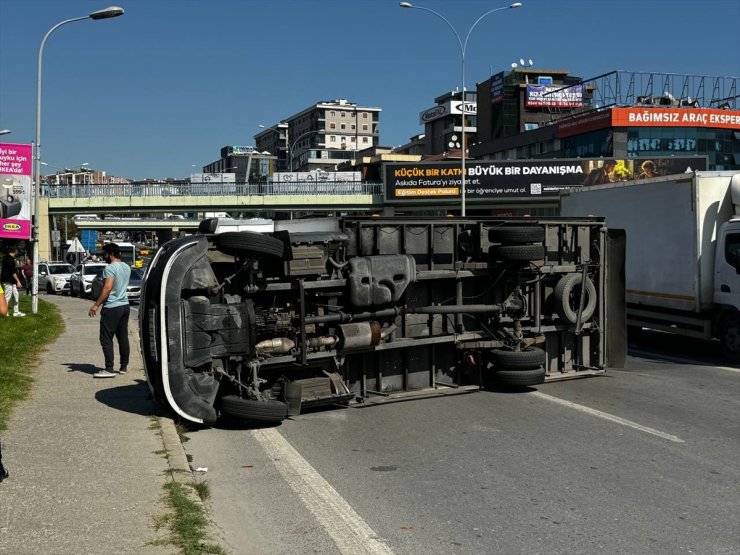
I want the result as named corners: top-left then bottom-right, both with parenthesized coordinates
top-left (255, 99), bottom-right (381, 172)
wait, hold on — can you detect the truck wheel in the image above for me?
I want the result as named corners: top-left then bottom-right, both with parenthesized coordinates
top-left (488, 226), bottom-right (544, 244)
top-left (554, 273), bottom-right (597, 324)
top-left (719, 314), bottom-right (740, 361)
top-left (490, 368), bottom-right (546, 387)
top-left (215, 231), bottom-right (285, 259)
top-left (489, 244), bottom-right (545, 262)
top-left (46, 283), bottom-right (54, 295)
top-left (219, 395), bottom-right (288, 423)
top-left (488, 347), bottom-right (545, 369)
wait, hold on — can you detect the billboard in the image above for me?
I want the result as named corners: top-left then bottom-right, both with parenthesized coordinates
top-left (384, 157), bottom-right (707, 203)
top-left (525, 84), bottom-right (583, 108)
top-left (190, 173), bottom-right (236, 183)
top-left (419, 101), bottom-right (477, 125)
top-left (272, 171), bottom-right (361, 182)
top-left (611, 107), bottom-right (740, 130)
top-left (0, 142), bottom-right (32, 240)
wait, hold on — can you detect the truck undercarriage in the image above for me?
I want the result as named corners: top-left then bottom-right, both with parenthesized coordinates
top-left (139, 216), bottom-right (624, 426)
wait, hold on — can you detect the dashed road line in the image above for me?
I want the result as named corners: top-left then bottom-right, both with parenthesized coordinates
top-left (530, 391), bottom-right (685, 443)
top-left (253, 428), bottom-right (395, 555)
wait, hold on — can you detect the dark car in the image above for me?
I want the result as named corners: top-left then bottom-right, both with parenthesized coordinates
top-left (91, 267), bottom-right (143, 303)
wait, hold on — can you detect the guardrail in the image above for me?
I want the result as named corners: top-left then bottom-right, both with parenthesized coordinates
top-left (46, 181), bottom-right (384, 198)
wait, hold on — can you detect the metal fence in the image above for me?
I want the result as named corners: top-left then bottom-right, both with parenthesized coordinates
top-left (45, 181), bottom-right (384, 198)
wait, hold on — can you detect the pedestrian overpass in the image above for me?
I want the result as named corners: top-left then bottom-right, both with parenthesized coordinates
top-left (37, 181), bottom-right (384, 260)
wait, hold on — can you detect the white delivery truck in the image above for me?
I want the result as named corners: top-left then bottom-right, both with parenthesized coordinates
top-left (560, 171), bottom-right (740, 358)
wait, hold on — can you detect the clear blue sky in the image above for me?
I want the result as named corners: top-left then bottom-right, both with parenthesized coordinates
top-left (1, 0), bottom-right (738, 180)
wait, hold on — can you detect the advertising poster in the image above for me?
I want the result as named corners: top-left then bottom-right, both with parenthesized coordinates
top-left (385, 157), bottom-right (707, 203)
top-left (525, 84), bottom-right (583, 108)
top-left (0, 142), bottom-right (32, 240)
top-left (490, 72), bottom-right (505, 105)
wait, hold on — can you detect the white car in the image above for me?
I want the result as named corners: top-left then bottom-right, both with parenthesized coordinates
top-left (38, 262), bottom-right (75, 295)
top-left (70, 263), bottom-right (107, 299)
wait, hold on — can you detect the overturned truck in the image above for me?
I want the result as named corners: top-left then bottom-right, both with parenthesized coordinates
top-left (140, 216), bottom-right (625, 426)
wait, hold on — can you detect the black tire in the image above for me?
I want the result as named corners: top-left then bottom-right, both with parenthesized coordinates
top-left (490, 367), bottom-right (546, 387)
top-left (489, 244), bottom-right (545, 262)
top-left (554, 273), bottom-right (597, 324)
top-left (488, 347), bottom-right (545, 370)
top-left (46, 283), bottom-right (54, 295)
top-left (488, 226), bottom-right (545, 245)
top-left (216, 231), bottom-right (285, 259)
top-left (219, 395), bottom-right (288, 423)
top-left (719, 313), bottom-right (740, 362)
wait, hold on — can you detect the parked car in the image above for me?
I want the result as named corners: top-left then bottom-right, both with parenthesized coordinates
top-left (38, 262), bottom-right (75, 295)
top-left (91, 267), bottom-right (143, 303)
top-left (69, 263), bottom-right (107, 299)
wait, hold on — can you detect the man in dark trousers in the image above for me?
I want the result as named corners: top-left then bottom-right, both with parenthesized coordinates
top-left (1, 246), bottom-right (24, 317)
top-left (88, 243), bottom-right (131, 378)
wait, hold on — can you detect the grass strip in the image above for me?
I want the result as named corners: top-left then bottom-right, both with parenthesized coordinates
top-left (0, 295), bottom-right (64, 431)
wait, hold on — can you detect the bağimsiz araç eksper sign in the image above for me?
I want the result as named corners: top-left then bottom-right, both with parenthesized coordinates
top-left (384, 157), bottom-right (707, 203)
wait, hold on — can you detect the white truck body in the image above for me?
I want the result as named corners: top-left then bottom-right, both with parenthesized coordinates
top-left (560, 171), bottom-right (740, 354)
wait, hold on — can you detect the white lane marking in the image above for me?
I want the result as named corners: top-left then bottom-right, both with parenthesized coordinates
top-left (253, 428), bottom-right (395, 555)
top-left (630, 349), bottom-right (740, 373)
top-left (530, 391), bottom-right (685, 444)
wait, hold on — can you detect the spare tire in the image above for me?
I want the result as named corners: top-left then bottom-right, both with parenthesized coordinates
top-left (488, 347), bottom-right (545, 370)
top-left (488, 226), bottom-right (545, 245)
top-left (490, 368), bottom-right (546, 387)
top-left (489, 244), bottom-right (545, 262)
top-left (219, 396), bottom-right (288, 423)
top-left (554, 273), bottom-right (597, 324)
top-left (215, 231), bottom-right (285, 259)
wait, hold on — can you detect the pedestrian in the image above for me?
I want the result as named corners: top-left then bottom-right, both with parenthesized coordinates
top-left (87, 242), bottom-right (131, 378)
top-left (1, 246), bottom-right (25, 317)
top-left (21, 258), bottom-right (33, 295)
top-left (0, 283), bottom-right (8, 317)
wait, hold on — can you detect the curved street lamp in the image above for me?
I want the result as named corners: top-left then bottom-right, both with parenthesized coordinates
top-left (289, 129), bottom-right (321, 172)
top-left (32, 6), bottom-right (124, 314)
top-left (399, 1), bottom-right (522, 217)
top-left (0, 129), bottom-right (11, 136)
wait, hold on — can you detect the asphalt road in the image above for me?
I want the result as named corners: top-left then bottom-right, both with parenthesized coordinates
top-left (180, 336), bottom-right (739, 555)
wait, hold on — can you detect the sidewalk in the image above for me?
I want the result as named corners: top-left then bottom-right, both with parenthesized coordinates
top-left (0, 294), bottom-right (189, 554)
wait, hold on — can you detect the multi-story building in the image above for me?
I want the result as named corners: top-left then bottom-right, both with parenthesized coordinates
top-left (255, 99), bottom-right (381, 172)
top-left (471, 69), bottom-right (739, 170)
top-left (42, 167), bottom-right (129, 185)
top-left (417, 90), bottom-right (477, 156)
top-left (203, 145), bottom-right (277, 183)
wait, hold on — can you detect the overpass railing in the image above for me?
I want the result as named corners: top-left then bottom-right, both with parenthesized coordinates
top-left (46, 181), bottom-right (384, 198)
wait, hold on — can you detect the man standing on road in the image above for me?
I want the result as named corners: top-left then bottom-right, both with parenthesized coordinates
top-left (21, 258), bottom-right (33, 295)
top-left (88, 243), bottom-right (131, 378)
top-left (1, 246), bottom-right (25, 317)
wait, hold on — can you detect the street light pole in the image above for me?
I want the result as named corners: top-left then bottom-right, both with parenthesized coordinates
top-left (32, 6), bottom-right (124, 314)
top-left (399, 2), bottom-right (521, 217)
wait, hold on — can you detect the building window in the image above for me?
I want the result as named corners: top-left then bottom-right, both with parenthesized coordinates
top-left (330, 111), bottom-right (336, 117)
top-left (341, 123), bottom-right (346, 130)
top-left (330, 136), bottom-right (336, 142)
top-left (362, 137), bottom-right (369, 143)
top-left (363, 112), bottom-right (368, 119)
top-left (362, 124), bottom-right (368, 131)
top-left (351, 124), bottom-right (356, 130)
top-left (330, 123), bottom-right (335, 129)
top-left (351, 136), bottom-right (356, 142)
top-left (341, 111), bottom-right (346, 117)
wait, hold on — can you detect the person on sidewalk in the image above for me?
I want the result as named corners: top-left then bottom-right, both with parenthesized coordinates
top-left (21, 258), bottom-right (33, 295)
top-left (1, 246), bottom-right (25, 317)
top-left (88, 243), bottom-right (131, 378)
top-left (0, 283), bottom-right (8, 317)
